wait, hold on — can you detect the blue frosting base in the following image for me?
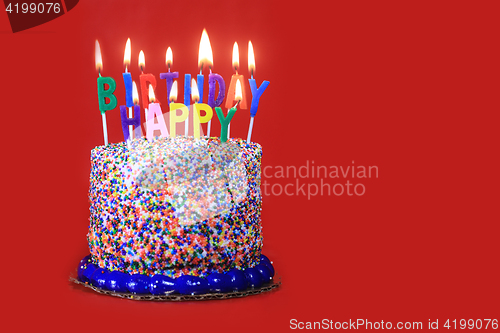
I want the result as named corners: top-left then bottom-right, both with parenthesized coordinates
top-left (77, 254), bottom-right (275, 296)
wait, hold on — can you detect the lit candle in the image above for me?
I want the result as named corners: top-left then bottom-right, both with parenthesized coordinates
top-left (247, 41), bottom-right (270, 143)
top-left (199, 29), bottom-right (224, 138)
top-left (95, 40), bottom-right (117, 146)
top-left (191, 78), bottom-right (213, 139)
top-left (159, 47), bottom-right (179, 106)
top-left (227, 79), bottom-right (242, 138)
top-left (122, 38), bottom-right (134, 140)
top-left (169, 81), bottom-right (189, 138)
top-left (120, 81), bottom-right (141, 142)
top-left (225, 42), bottom-right (247, 109)
top-left (188, 78), bottom-right (200, 136)
top-left (146, 85), bottom-right (168, 139)
top-left (138, 50), bottom-right (158, 116)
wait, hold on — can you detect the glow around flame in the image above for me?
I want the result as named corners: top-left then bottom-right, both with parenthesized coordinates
top-left (169, 81), bottom-right (178, 102)
top-left (191, 78), bottom-right (199, 102)
top-left (148, 84), bottom-right (155, 103)
top-left (232, 42), bottom-right (239, 72)
top-left (139, 50), bottom-right (145, 71)
top-left (95, 40), bottom-right (102, 73)
top-left (198, 29), bottom-right (213, 70)
top-left (248, 41), bottom-right (255, 77)
top-left (166, 47), bottom-right (173, 68)
top-left (132, 81), bottom-right (139, 105)
top-left (235, 79), bottom-right (242, 102)
top-left (124, 38), bottom-right (131, 70)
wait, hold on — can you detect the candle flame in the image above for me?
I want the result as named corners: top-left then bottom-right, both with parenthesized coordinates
top-left (232, 42), bottom-right (239, 72)
top-left (148, 84), bottom-right (155, 103)
top-left (132, 81), bottom-right (139, 105)
top-left (166, 47), bottom-right (173, 69)
top-left (235, 79), bottom-right (243, 102)
top-left (124, 38), bottom-right (131, 70)
top-left (191, 78), bottom-right (199, 103)
top-left (198, 29), bottom-right (213, 71)
top-left (95, 40), bottom-right (102, 73)
top-left (248, 41), bottom-right (255, 77)
top-left (169, 81), bottom-right (178, 102)
top-left (139, 50), bottom-right (145, 71)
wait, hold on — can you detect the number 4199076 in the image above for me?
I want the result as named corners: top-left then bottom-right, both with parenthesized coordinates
top-left (5, 3), bottom-right (61, 14)
top-left (444, 319), bottom-right (498, 330)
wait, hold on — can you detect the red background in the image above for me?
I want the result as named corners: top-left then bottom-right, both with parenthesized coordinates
top-left (2, 0), bottom-right (499, 331)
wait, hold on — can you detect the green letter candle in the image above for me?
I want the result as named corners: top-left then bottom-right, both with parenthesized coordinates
top-left (215, 107), bottom-right (236, 143)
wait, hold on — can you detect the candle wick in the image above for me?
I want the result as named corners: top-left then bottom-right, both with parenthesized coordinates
top-left (209, 66), bottom-right (212, 74)
top-left (168, 63), bottom-right (171, 72)
top-left (98, 68), bottom-right (102, 77)
top-left (125, 66), bottom-right (128, 73)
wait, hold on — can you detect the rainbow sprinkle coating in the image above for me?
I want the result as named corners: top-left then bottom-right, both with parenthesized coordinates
top-left (87, 136), bottom-right (263, 278)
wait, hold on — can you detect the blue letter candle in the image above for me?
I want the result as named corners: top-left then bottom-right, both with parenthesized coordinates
top-left (122, 73), bottom-right (133, 107)
top-left (184, 74), bottom-right (191, 107)
top-left (197, 74), bottom-right (204, 103)
top-left (248, 79), bottom-right (270, 117)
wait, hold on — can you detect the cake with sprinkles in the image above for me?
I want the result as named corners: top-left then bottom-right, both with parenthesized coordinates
top-left (77, 136), bottom-right (276, 296)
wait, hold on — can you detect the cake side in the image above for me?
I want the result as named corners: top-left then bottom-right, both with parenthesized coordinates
top-left (87, 137), bottom-right (263, 278)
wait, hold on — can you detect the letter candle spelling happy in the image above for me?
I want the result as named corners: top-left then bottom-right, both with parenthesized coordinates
top-left (95, 40), bottom-right (117, 146)
top-left (119, 82), bottom-right (141, 142)
top-left (146, 85), bottom-right (169, 139)
top-left (247, 41), bottom-right (270, 143)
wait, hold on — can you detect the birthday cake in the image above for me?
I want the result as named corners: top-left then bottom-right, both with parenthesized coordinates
top-left (77, 136), bottom-right (276, 296)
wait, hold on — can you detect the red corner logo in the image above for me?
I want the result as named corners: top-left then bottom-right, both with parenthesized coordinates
top-left (3, 1), bottom-right (79, 33)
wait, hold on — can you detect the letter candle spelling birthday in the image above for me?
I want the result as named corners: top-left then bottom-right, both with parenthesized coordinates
top-left (139, 50), bottom-right (158, 131)
top-left (159, 47), bottom-right (178, 106)
top-left (122, 38), bottom-right (134, 140)
top-left (247, 41), bottom-right (270, 143)
top-left (228, 79), bottom-right (243, 138)
top-left (95, 40), bottom-right (117, 146)
top-left (93, 31), bottom-right (269, 145)
top-left (226, 42), bottom-right (247, 110)
top-left (199, 29), bottom-right (225, 138)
